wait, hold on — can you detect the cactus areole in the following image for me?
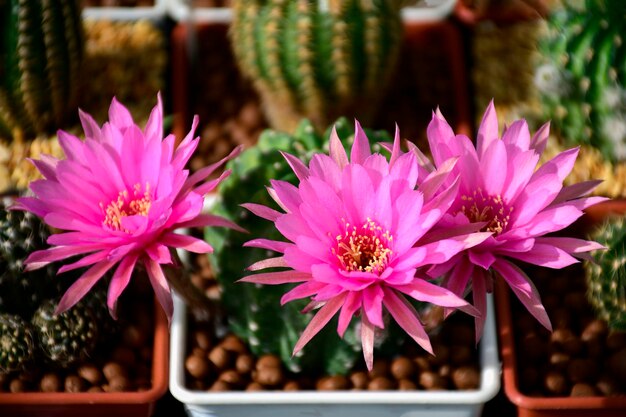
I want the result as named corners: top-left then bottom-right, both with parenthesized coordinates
top-left (0, 0), bottom-right (84, 140)
top-left (230, 0), bottom-right (404, 133)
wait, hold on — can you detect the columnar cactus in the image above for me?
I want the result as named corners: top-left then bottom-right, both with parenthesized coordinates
top-left (0, 0), bottom-right (84, 140)
top-left (585, 216), bottom-right (626, 331)
top-left (230, 0), bottom-right (403, 133)
top-left (536, 0), bottom-right (626, 161)
top-left (205, 119), bottom-right (402, 375)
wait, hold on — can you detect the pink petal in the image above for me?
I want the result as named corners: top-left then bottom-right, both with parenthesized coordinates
top-left (525, 205), bottom-right (584, 236)
top-left (382, 288), bottom-right (432, 354)
top-left (393, 279), bottom-right (475, 310)
top-left (145, 243), bottom-right (172, 264)
top-left (107, 253), bottom-right (139, 319)
top-left (241, 203), bottom-right (282, 222)
top-left (280, 281), bottom-right (326, 305)
top-left (442, 256), bottom-right (473, 300)
top-left (476, 101), bottom-right (499, 160)
top-left (144, 258), bottom-right (173, 323)
top-left (337, 292), bottom-right (361, 337)
top-left (143, 93), bottom-right (163, 142)
top-left (24, 245), bottom-right (102, 271)
top-left (238, 270), bottom-right (311, 284)
top-left (243, 238), bottom-right (290, 253)
top-left (536, 237), bottom-right (605, 254)
top-left (362, 285), bottom-right (385, 329)
top-left (329, 126), bottom-right (349, 169)
top-left (350, 120), bottom-right (371, 164)
top-left (505, 243), bottom-right (579, 268)
top-left (361, 313), bottom-right (376, 371)
top-left (184, 145), bottom-right (242, 193)
top-left (481, 139), bottom-right (507, 195)
top-left (502, 150), bottom-right (539, 203)
top-left (468, 250), bottom-right (496, 270)
top-left (246, 256), bottom-right (288, 271)
top-left (177, 213), bottom-right (247, 233)
top-left (406, 141), bottom-right (435, 175)
top-left (281, 151), bottom-right (309, 181)
top-left (388, 124), bottom-right (402, 168)
top-left (492, 259), bottom-right (552, 331)
top-left (161, 233), bottom-right (214, 253)
top-left (419, 156), bottom-right (458, 201)
top-left (552, 180), bottom-right (602, 204)
top-left (192, 170), bottom-right (231, 196)
top-left (57, 250), bottom-right (109, 274)
top-left (30, 155), bottom-right (59, 181)
top-left (268, 180), bottom-right (301, 214)
top-left (308, 154), bottom-right (342, 191)
top-left (530, 122), bottom-right (550, 155)
top-left (78, 109), bottom-right (102, 142)
top-left (341, 164), bottom-right (374, 224)
top-left (108, 96), bottom-right (135, 130)
top-left (502, 119), bottom-right (530, 152)
top-left (57, 130), bottom-right (86, 162)
top-left (55, 260), bottom-right (116, 314)
top-left (532, 147), bottom-right (579, 185)
top-left (293, 294), bottom-right (347, 355)
top-left (426, 111), bottom-right (456, 166)
top-left (471, 269), bottom-right (489, 342)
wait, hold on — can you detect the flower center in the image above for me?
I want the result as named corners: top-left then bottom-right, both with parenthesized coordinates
top-left (458, 189), bottom-right (513, 235)
top-left (101, 183), bottom-right (152, 232)
top-left (332, 218), bottom-right (393, 275)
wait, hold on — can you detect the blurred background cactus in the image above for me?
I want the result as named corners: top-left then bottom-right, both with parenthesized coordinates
top-left (0, 0), bottom-right (84, 141)
top-left (229, 0), bottom-right (404, 133)
top-left (205, 119), bottom-right (406, 375)
top-left (536, 0), bottom-right (626, 162)
top-left (586, 216), bottom-right (626, 331)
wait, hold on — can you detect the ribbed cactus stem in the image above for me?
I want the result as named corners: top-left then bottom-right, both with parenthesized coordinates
top-left (0, 0), bottom-right (84, 140)
top-left (230, 0), bottom-right (403, 133)
top-left (586, 216), bottom-right (626, 331)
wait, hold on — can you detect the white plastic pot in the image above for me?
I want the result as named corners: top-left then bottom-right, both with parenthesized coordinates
top-left (83, 0), bottom-right (168, 21)
top-left (169, 294), bottom-right (500, 417)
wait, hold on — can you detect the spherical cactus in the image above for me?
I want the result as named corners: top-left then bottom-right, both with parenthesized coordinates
top-left (0, 0), bottom-right (84, 140)
top-left (31, 300), bottom-right (98, 367)
top-left (0, 314), bottom-right (35, 373)
top-left (0, 198), bottom-right (57, 318)
top-left (230, 0), bottom-right (404, 133)
top-left (585, 216), bottom-right (626, 331)
top-left (536, 0), bottom-right (626, 162)
top-left (205, 118), bottom-right (401, 375)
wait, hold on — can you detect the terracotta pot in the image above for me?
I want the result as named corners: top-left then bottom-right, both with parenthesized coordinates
top-left (497, 199), bottom-right (626, 417)
top-left (454, 0), bottom-right (548, 25)
top-left (0, 298), bottom-right (169, 417)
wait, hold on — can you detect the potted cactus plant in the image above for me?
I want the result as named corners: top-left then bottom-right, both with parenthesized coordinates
top-left (531, 0), bottom-right (626, 198)
top-left (497, 200), bottom-right (626, 417)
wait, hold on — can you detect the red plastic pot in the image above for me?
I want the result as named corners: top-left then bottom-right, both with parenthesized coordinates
top-left (497, 200), bottom-right (626, 417)
top-left (454, 0), bottom-right (548, 25)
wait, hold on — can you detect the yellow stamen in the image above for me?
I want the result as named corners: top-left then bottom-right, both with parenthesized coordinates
top-left (101, 183), bottom-right (152, 232)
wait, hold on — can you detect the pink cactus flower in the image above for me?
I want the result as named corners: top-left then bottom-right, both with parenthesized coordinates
top-left (14, 95), bottom-right (242, 321)
top-left (420, 101), bottom-right (607, 339)
top-left (240, 122), bottom-right (488, 370)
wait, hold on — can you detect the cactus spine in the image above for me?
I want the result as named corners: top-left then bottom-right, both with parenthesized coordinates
top-left (536, 0), bottom-right (626, 162)
top-left (206, 119), bottom-right (400, 375)
top-left (585, 216), bottom-right (626, 331)
top-left (0, 314), bottom-right (35, 373)
top-left (0, 0), bottom-right (84, 140)
top-left (230, 0), bottom-right (403, 133)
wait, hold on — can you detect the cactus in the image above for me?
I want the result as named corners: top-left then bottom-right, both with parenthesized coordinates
top-left (0, 198), bottom-right (57, 318)
top-left (536, 0), bottom-right (626, 162)
top-left (0, 314), bottom-right (35, 373)
top-left (205, 118), bottom-right (405, 375)
top-left (585, 216), bottom-right (626, 331)
top-left (229, 0), bottom-right (404, 133)
top-left (31, 299), bottom-right (99, 367)
top-left (0, 0), bottom-right (84, 140)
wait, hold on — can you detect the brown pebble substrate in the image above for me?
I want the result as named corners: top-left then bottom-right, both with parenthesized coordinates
top-left (184, 254), bottom-right (481, 392)
top-left (0, 299), bottom-right (155, 394)
top-left (512, 265), bottom-right (626, 398)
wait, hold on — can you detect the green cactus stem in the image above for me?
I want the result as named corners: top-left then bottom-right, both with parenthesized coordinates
top-left (205, 118), bottom-right (404, 375)
top-left (0, 314), bottom-right (35, 373)
top-left (536, 0), bottom-right (626, 162)
top-left (0, 199), bottom-right (57, 318)
top-left (585, 216), bottom-right (626, 331)
top-left (230, 0), bottom-right (403, 133)
top-left (0, 0), bottom-right (84, 140)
